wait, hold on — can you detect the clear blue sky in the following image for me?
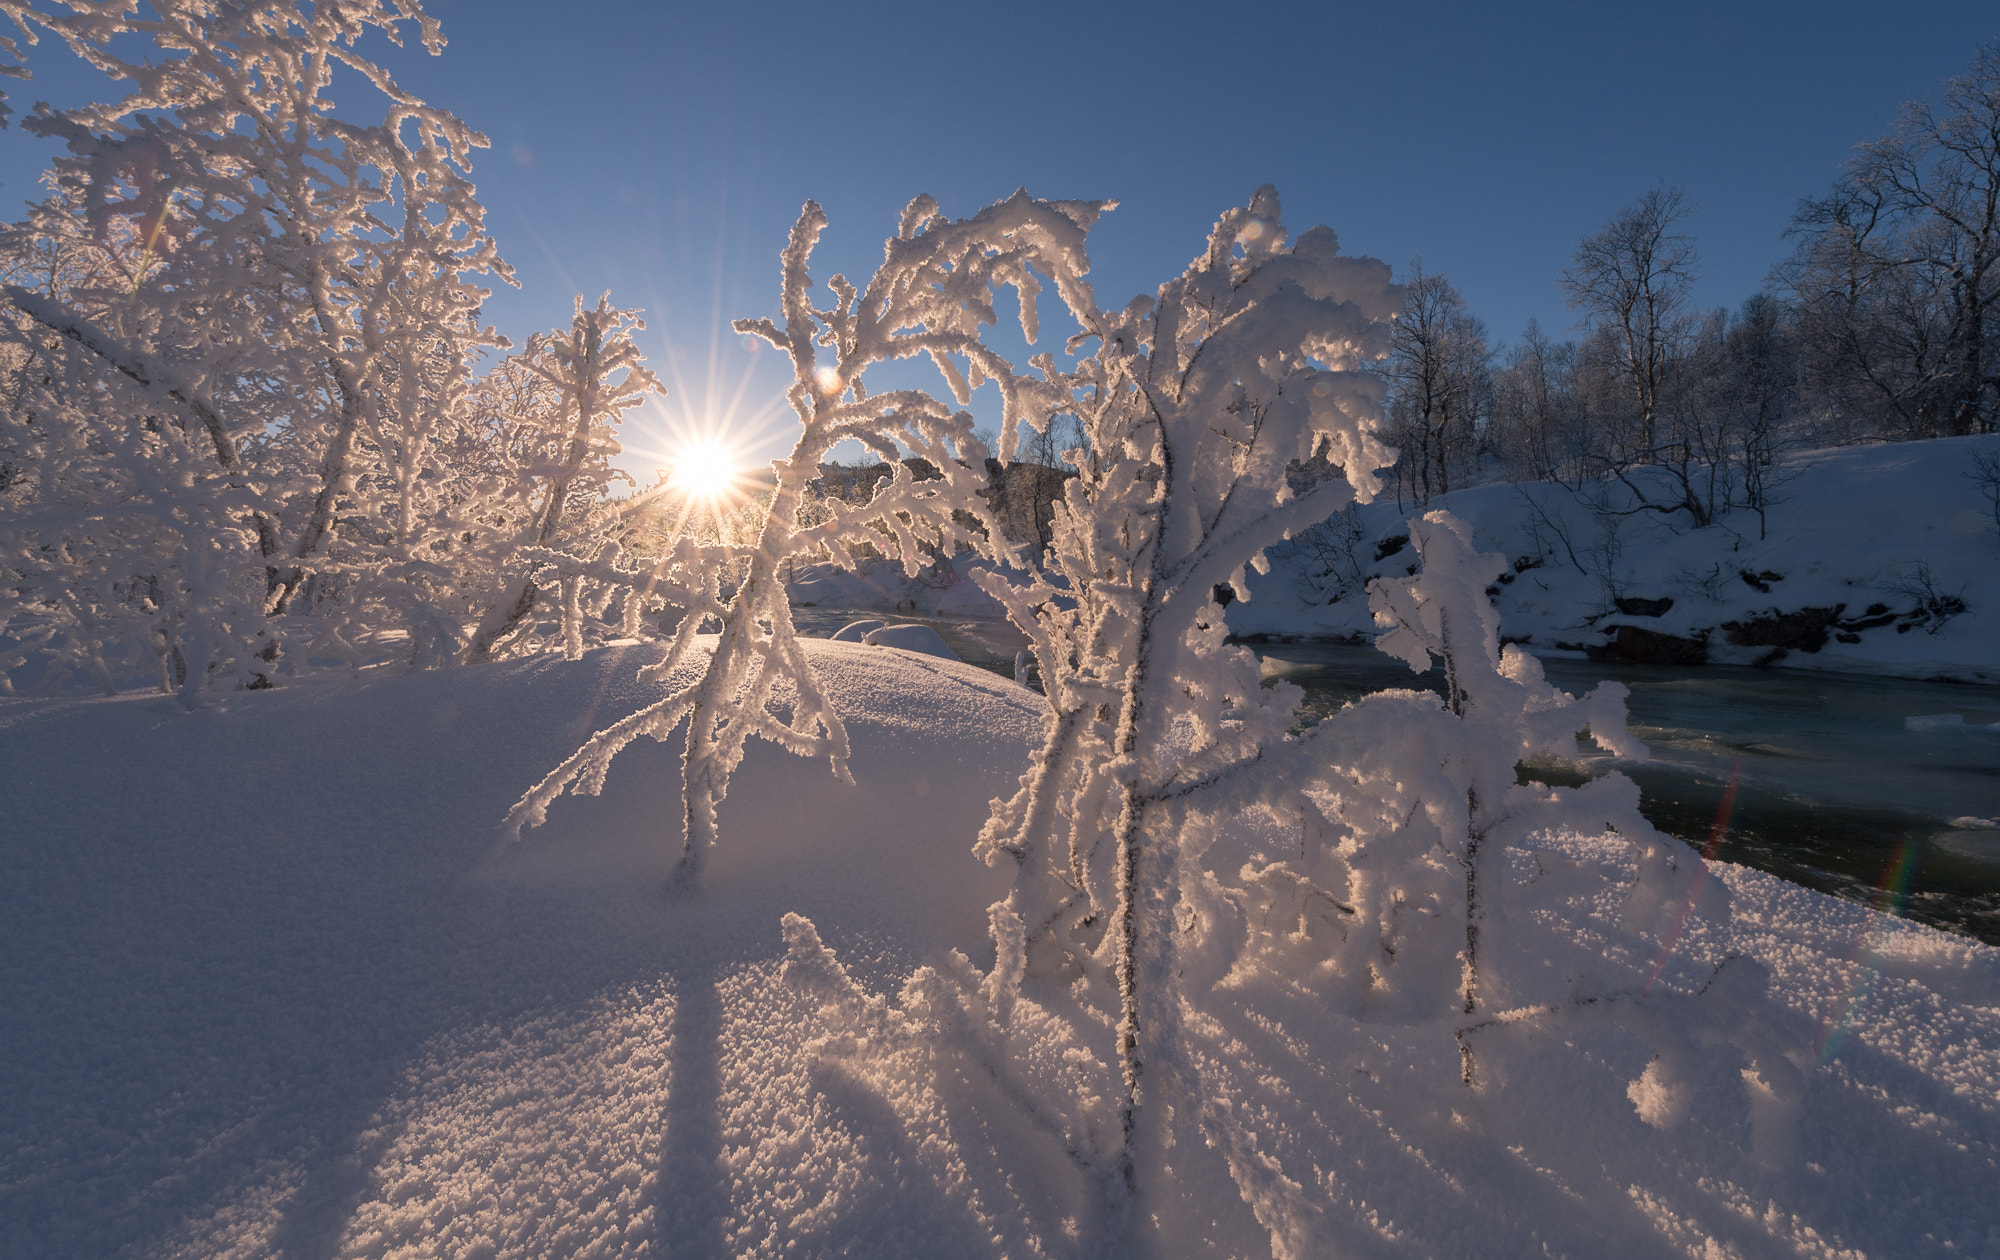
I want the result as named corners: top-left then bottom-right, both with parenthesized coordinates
top-left (3, 1), bottom-right (1994, 470)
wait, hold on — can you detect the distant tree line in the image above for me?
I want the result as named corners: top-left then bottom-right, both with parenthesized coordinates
top-left (1379, 41), bottom-right (2000, 526)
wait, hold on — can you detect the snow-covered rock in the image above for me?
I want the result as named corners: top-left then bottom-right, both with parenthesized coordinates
top-left (860, 623), bottom-right (958, 660)
top-left (785, 555), bottom-right (1013, 619)
top-left (826, 619), bottom-right (960, 660)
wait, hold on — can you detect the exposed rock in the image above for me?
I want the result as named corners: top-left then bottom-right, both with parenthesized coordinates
top-left (1588, 625), bottom-right (1708, 666)
top-left (1739, 569), bottom-right (1785, 593)
top-left (1374, 533), bottom-right (1410, 562)
top-left (1614, 595), bottom-right (1674, 618)
top-left (1722, 604), bottom-right (1847, 653)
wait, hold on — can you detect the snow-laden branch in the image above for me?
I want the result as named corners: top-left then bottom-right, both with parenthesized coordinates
top-left (509, 191), bottom-right (1112, 883)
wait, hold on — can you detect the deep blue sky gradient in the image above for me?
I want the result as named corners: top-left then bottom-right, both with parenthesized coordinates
top-left (3, 1), bottom-right (1994, 468)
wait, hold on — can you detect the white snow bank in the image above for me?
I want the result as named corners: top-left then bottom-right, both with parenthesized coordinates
top-left (1234, 435), bottom-right (2000, 684)
top-left (860, 623), bottom-right (958, 660)
top-left (825, 618), bottom-right (960, 660)
top-left (0, 642), bottom-right (1995, 1257)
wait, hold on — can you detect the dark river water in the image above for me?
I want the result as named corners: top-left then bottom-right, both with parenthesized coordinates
top-left (794, 609), bottom-right (2000, 946)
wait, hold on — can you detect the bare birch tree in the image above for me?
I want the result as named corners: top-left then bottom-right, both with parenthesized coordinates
top-left (1561, 186), bottom-right (1700, 455)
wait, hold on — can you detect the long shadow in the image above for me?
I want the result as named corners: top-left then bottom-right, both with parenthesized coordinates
top-left (654, 946), bottom-right (732, 1258)
top-left (788, 1056), bottom-right (1001, 1257)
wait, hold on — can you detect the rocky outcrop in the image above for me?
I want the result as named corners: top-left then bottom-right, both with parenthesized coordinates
top-left (1722, 604), bottom-right (1846, 654)
top-left (1580, 599), bottom-right (1946, 668)
top-left (1587, 625), bottom-right (1708, 666)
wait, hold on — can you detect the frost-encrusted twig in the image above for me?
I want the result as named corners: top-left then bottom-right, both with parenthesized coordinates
top-left (462, 297), bottom-right (660, 664)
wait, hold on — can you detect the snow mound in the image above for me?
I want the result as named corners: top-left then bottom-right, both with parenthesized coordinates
top-left (786, 555), bottom-right (1012, 620)
top-left (861, 623), bottom-right (958, 660)
top-left (1, 641), bottom-right (1995, 1257)
top-left (824, 620), bottom-right (959, 660)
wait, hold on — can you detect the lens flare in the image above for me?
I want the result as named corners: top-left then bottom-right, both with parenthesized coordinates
top-left (1814, 841), bottom-right (1921, 1063)
top-left (1643, 759), bottom-right (1741, 994)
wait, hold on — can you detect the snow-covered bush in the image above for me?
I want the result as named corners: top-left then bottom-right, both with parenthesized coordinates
top-left (459, 296), bottom-right (662, 665)
top-left (0, 0), bottom-right (503, 690)
top-left (0, 2), bottom-right (663, 693)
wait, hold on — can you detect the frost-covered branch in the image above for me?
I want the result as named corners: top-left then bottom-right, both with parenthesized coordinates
top-left (509, 191), bottom-right (1112, 884)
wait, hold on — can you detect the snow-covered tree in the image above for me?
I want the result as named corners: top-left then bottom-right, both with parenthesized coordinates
top-left (0, 1), bottom-right (663, 692)
top-left (1385, 261), bottom-right (1491, 507)
top-left (517, 187), bottom-right (1748, 1255)
top-left (1560, 186), bottom-right (1701, 457)
top-left (460, 295), bottom-right (660, 665)
top-left (1783, 41), bottom-right (2000, 440)
top-left (0, 0), bottom-right (507, 690)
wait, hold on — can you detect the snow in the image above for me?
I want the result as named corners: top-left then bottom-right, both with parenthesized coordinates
top-left (860, 624), bottom-right (959, 661)
top-left (790, 555), bottom-right (1014, 621)
top-left (2, 639), bottom-right (1996, 1257)
top-left (824, 618), bottom-right (962, 661)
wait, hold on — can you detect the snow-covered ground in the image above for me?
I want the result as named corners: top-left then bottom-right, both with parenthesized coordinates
top-left (3, 640), bottom-right (1995, 1257)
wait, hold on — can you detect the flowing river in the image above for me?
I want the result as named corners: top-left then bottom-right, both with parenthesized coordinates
top-left (794, 609), bottom-right (2000, 946)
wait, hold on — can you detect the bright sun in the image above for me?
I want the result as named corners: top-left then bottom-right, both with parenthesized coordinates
top-left (668, 443), bottom-right (741, 501)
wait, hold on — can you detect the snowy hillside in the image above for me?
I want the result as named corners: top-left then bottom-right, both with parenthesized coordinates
top-left (1235, 435), bottom-right (2000, 683)
top-left (3, 640), bottom-right (1996, 1258)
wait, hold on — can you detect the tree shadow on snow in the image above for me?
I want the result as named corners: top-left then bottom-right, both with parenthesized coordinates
top-left (654, 949), bottom-right (732, 1259)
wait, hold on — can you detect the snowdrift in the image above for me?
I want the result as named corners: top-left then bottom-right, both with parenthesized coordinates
top-left (1, 641), bottom-right (1996, 1257)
